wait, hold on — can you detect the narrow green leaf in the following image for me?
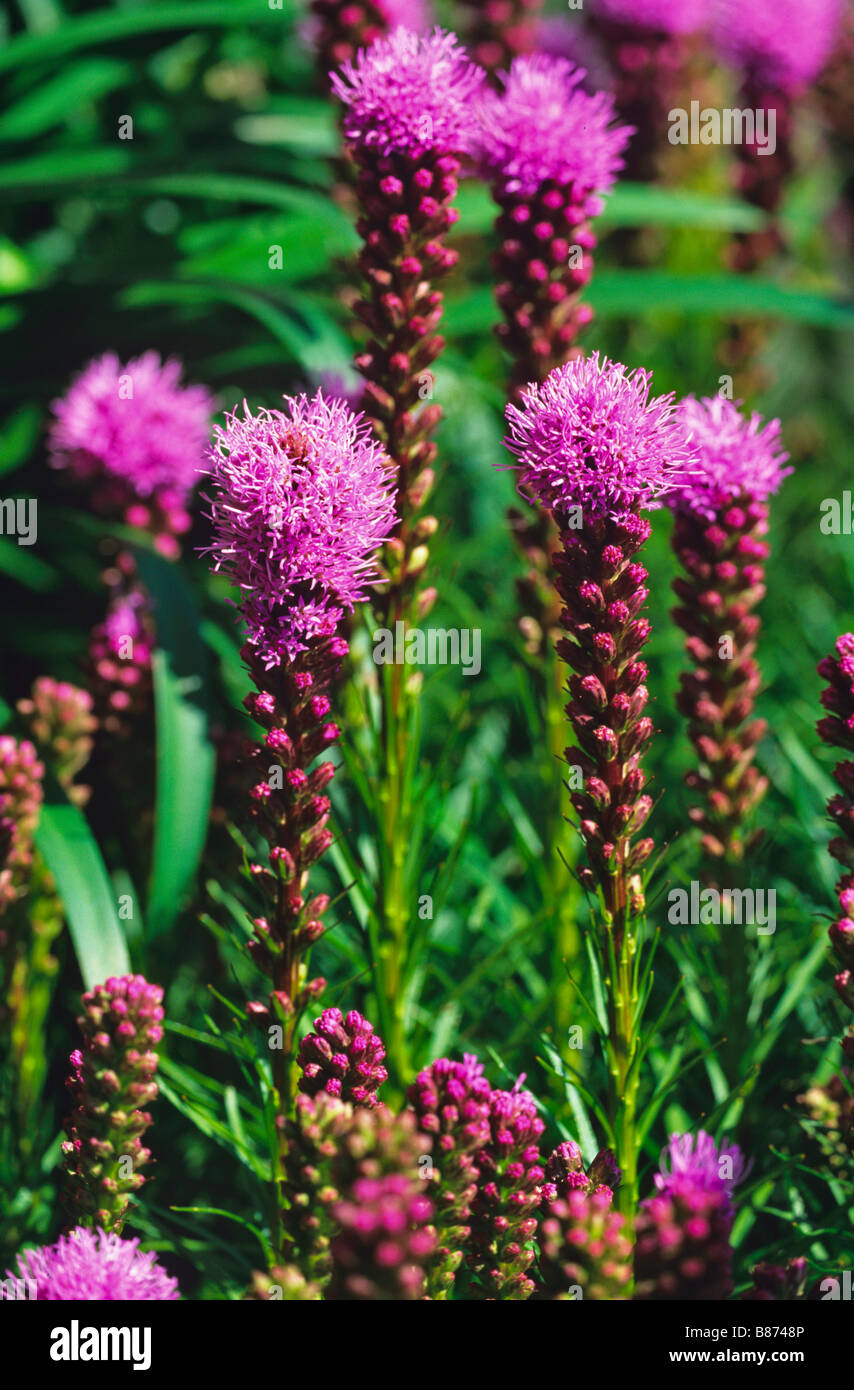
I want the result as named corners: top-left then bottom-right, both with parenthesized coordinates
top-left (135, 548), bottom-right (215, 937)
top-left (34, 799), bottom-right (130, 989)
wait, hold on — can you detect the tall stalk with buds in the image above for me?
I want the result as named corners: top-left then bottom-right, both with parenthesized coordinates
top-left (473, 55), bottom-right (631, 1012)
top-left (499, 353), bottom-right (696, 1223)
top-left (204, 391), bottom-right (396, 1134)
top-left (331, 29), bottom-right (484, 1082)
top-left (667, 396), bottom-right (790, 1076)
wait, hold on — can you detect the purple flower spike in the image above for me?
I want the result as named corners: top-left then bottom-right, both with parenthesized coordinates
top-left (406, 1054), bottom-right (492, 1297)
top-left (331, 27), bottom-right (484, 159)
top-left (204, 391), bottom-right (396, 668)
top-left (49, 351), bottom-right (214, 554)
top-left (672, 396), bottom-right (791, 521)
top-left (328, 1174), bottom-right (435, 1300)
top-left (62, 975), bottom-right (164, 1233)
top-left (5, 1227), bottom-right (178, 1301)
top-left (308, 1), bottom-right (432, 85)
top-left (537, 1188), bottom-right (632, 1300)
top-left (298, 1006), bottom-right (389, 1108)
top-left (655, 1130), bottom-right (748, 1220)
top-left (504, 352), bottom-right (696, 523)
top-left (469, 1081), bottom-right (545, 1299)
top-left (712, 0), bottom-right (842, 91)
top-left (475, 55), bottom-right (630, 205)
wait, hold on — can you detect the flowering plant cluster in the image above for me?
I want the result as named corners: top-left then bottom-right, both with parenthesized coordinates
top-left (2, 0), bottom-right (852, 1322)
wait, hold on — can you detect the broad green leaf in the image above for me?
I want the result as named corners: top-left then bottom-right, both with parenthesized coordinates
top-left (135, 547), bottom-right (215, 937)
top-left (0, 58), bottom-right (131, 140)
top-left (34, 799), bottom-right (130, 989)
top-left (590, 270), bottom-right (854, 328)
top-left (0, 146), bottom-right (132, 190)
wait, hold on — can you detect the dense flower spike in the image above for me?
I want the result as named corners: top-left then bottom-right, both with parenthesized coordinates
top-left (48, 351), bottom-right (214, 556)
top-left (4, 1227), bottom-right (177, 1301)
top-left (817, 633), bottom-right (854, 1083)
top-left (0, 736), bottom-right (44, 916)
top-left (713, 0), bottom-right (841, 278)
top-left (634, 1185), bottom-right (735, 1299)
top-left (297, 1007), bottom-right (389, 1107)
top-left (469, 1082), bottom-right (545, 1299)
top-left (588, 0), bottom-right (704, 183)
top-left (205, 393), bottom-right (396, 668)
top-left (504, 353), bottom-right (696, 522)
top-left (669, 397), bottom-right (789, 867)
top-left (406, 1054), bottom-right (492, 1297)
top-left (205, 392), bottom-right (396, 1102)
top-left (279, 1091), bottom-right (354, 1280)
top-left (308, 0), bottom-right (431, 81)
top-left (536, 1188), bottom-right (632, 1299)
top-left (474, 57), bottom-right (631, 394)
top-left (327, 1174), bottom-right (435, 1299)
top-left (88, 585), bottom-right (154, 739)
top-left (17, 677), bottom-right (96, 806)
top-left (332, 29), bottom-right (483, 615)
top-left (62, 975), bottom-right (164, 1232)
top-left (655, 1130), bottom-right (747, 1219)
top-left (635, 1130), bottom-right (742, 1298)
top-left (457, 0), bottom-right (545, 79)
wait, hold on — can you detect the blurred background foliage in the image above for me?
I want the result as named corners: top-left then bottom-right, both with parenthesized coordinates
top-left (1, 0), bottom-right (853, 1297)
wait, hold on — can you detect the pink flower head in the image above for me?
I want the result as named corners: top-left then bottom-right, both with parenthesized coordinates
top-left (297, 1006), bottom-right (388, 1107)
top-left (474, 55), bottom-right (632, 202)
top-left (712, 0), bottom-right (842, 90)
top-left (4, 1228), bottom-right (178, 1300)
top-left (655, 1130), bottom-right (748, 1218)
top-left (591, 0), bottom-right (706, 35)
top-left (204, 391), bottom-right (397, 667)
top-left (48, 351), bottom-right (215, 504)
top-left (670, 395), bottom-right (791, 520)
top-left (503, 351), bottom-right (697, 522)
top-left (331, 27), bottom-right (485, 158)
top-left (407, 1053), bottom-right (492, 1148)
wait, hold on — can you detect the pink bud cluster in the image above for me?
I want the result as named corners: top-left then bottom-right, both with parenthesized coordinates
top-left (62, 975), bottom-right (164, 1233)
top-left (537, 1187), bottom-right (632, 1299)
top-left (0, 735), bottom-right (44, 917)
top-left (297, 1006), bottom-right (389, 1107)
top-left (469, 1082), bottom-right (545, 1299)
top-left (406, 1054), bottom-right (492, 1297)
top-left (88, 587), bottom-right (154, 739)
top-left (457, 0), bottom-right (545, 79)
top-left (17, 677), bottom-right (96, 806)
top-left (328, 1174), bottom-right (436, 1300)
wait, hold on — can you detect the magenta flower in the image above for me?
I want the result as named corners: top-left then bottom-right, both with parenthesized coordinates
top-left (204, 391), bottom-right (396, 668)
top-left (474, 59), bottom-right (631, 392)
top-left (537, 1188), bottom-right (632, 1299)
top-left (672, 395), bottom-right (791, 521)
top-left (5, 1227), bottom-right (178, 1300)
top-left (308, 0), bottom-right (432, 81)
top-left (297, 1007), bottom-right (389, 1107)
top-left (634, 1186), bottom-right (735, 1300)
top-left (48, 351), bottom-right (214, 551)
top-left (328, 1174), bottom-right (436, 1300)
top-left (406, 1054), bottom-right (493, 1297)
top-left (504, 352), bottom-right (696, 522)
top-left (655, 1131), bottom-right (748, 1219)
top-left (475, 55), bottom-right (630, 206)
top-left (332, 27), bottom-right (484, 159)
top-left (62, 975), bottom-right (164, 1232)
top-left (591, 0), bottom-right (705, 35)
top-left (469, 1080), bottom-right (545, 1299)
top-left (712, 0), bottom-right (842, 90)
top-left (88, 587), bottom-right (154, 739)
